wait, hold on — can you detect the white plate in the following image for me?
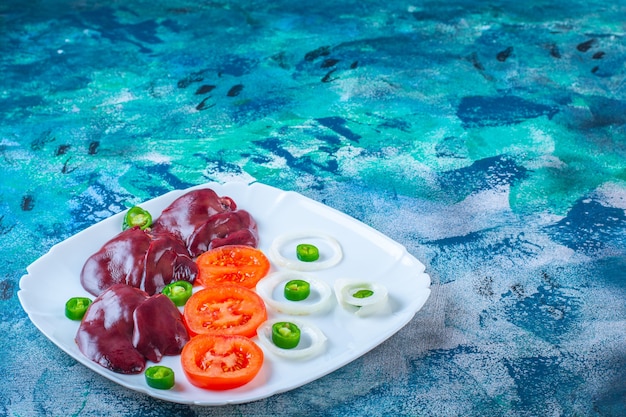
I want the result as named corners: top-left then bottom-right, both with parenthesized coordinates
top-left (18, 181), bottom-right (431, 405)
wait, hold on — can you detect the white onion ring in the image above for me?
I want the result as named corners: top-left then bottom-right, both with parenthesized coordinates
top-left (269, 232), bottom-right (343, 271)
top-left (256, 319), bottom-right (327, 359)
top-left (334, 279), bottom-right (389, 317)
top-left (256, 271), bottom-right (332, 315)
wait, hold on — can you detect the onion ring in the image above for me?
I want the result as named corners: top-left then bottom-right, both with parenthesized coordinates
top-left (256, 271), bottom-right (333, 315)
top-left (334, 279), bottom-right (389, 317)
top-left (256, 319), bottom-right (327, 359)
top-left (269, 232), bottom-right (343, 271)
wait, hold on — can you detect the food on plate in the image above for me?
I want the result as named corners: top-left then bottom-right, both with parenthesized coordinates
top-left (76, 284), bottom-right (147, 374)
top-left (145, 366), bottom-right (176, 390)
top-left (80, 227), bottom-right (197, 296)
top-left (151, 188), bottom-right (258, 255)
top-left (152, 188), bottom-right (235, 237)
top-left (195, 245), bottom-right (270, 288)
top-left (75, 284), bottom-right (189, 374)
top-left (132, 293), bottom-right (190, 363)
top-left (80, 188), bottom-right (261, 298)
top-left (271, 322), bottom-right (301, 349)
top-left (269, 232), bottom-right (343, 271)
top-left (18, 181), bottom-right (429, 404)
top-left (181, 334), bottom-right (264, 390)
top-left (256, 271), bottom-right (332, 315)
top-left (162, 280), bottom-right (193, 307)
top-left (183, 285), bottom-right (267, 338)
top-left (186, 210), bottom-right (259, 257)
top-left (353, 289), bottom-right (374, 298)
top-left (64, 297), bottom-right (92, 321)
top-left (283, 279), bottom-right (310, 301)
top-left (122, 206), bottom-right (152, 230)
top-left (257, 319), bottom-right (327, 359)
top-left (77, 187), bottom-right (268, 378)
top-left (296, 243), bottom-right (319, 262)
top-left (334, 279), bottom-right (389, 317)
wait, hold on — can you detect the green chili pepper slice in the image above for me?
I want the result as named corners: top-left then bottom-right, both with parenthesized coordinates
top-left (296, 243), bottom-right (320, 262)
top-left (271, 322), bottom-right (301, 349)
top-left (122, 206), bottom-right (152, 230)
top-left (65, 297), bottom-right (92, 321)
top-left (352, 289), bottom-right (374, 299)
top-left (145, 366), bottom-right (175, 390)
top-left (284, 279), bottom-right (311, 301)
top-left (162, 280), bottom-right (193, 307)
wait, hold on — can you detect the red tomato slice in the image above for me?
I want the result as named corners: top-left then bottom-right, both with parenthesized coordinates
top-left (195, 245), bottom-right (271, 288)
top-left (181, 334), bottom-right (264, 390)
top-left (183, 285), bottom-right (267, 338)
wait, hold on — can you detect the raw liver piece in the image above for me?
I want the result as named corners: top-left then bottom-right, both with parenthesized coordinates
top-left (76, 284), bottom-right (190, 374)
top-left (132, 293), bottom-right (190, 362)
top-left (80, 227), bottom-right (197, 296)
top-left (80, 228), bottom-right (151, 296)
top-left (75, 284), bottom-right (148, 374)
top-left (142, 232), bottom-right (198, 295)
top-left (152, 188), bottom-right (259, 255)
top-left (151, 188), bottom-right (237, 246)
top-left (187, 209), bottom-right (259, 256)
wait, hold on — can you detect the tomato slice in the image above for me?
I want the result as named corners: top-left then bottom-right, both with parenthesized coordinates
top-left (184, 285), bottom-right (267, 338)
top-left (181, 334), bottom-right (264, 390)
top-left (195, 245), bottom-right (271, 288)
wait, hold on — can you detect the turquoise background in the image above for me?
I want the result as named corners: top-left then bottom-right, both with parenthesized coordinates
top-left (1, 1), bottom-right (625, 416)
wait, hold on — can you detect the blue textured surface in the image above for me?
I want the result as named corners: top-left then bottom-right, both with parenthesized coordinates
top-left (2, 0), bottom-right (625, 415)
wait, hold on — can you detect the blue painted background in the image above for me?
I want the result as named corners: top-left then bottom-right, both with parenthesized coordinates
top-left (1, 0), bottom-right (625, 416)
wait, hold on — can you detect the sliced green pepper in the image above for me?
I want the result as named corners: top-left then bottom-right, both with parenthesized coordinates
top-left (65, 297), bottom-right (92, 321)
top-left (145, 366), bottom-right (175, 390)
top-left (352, 289), bottom-right (374, 299)
top-left (284, 279), bottom-right (311, 301)
top-left (162, 280), bottom-right (193, 307)
top-left (122, 206), bottom-right (152, 230)
top-left (296, 243), bottom-right (319, 262)
top-left (271, 322), bottom-right (301, 349)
